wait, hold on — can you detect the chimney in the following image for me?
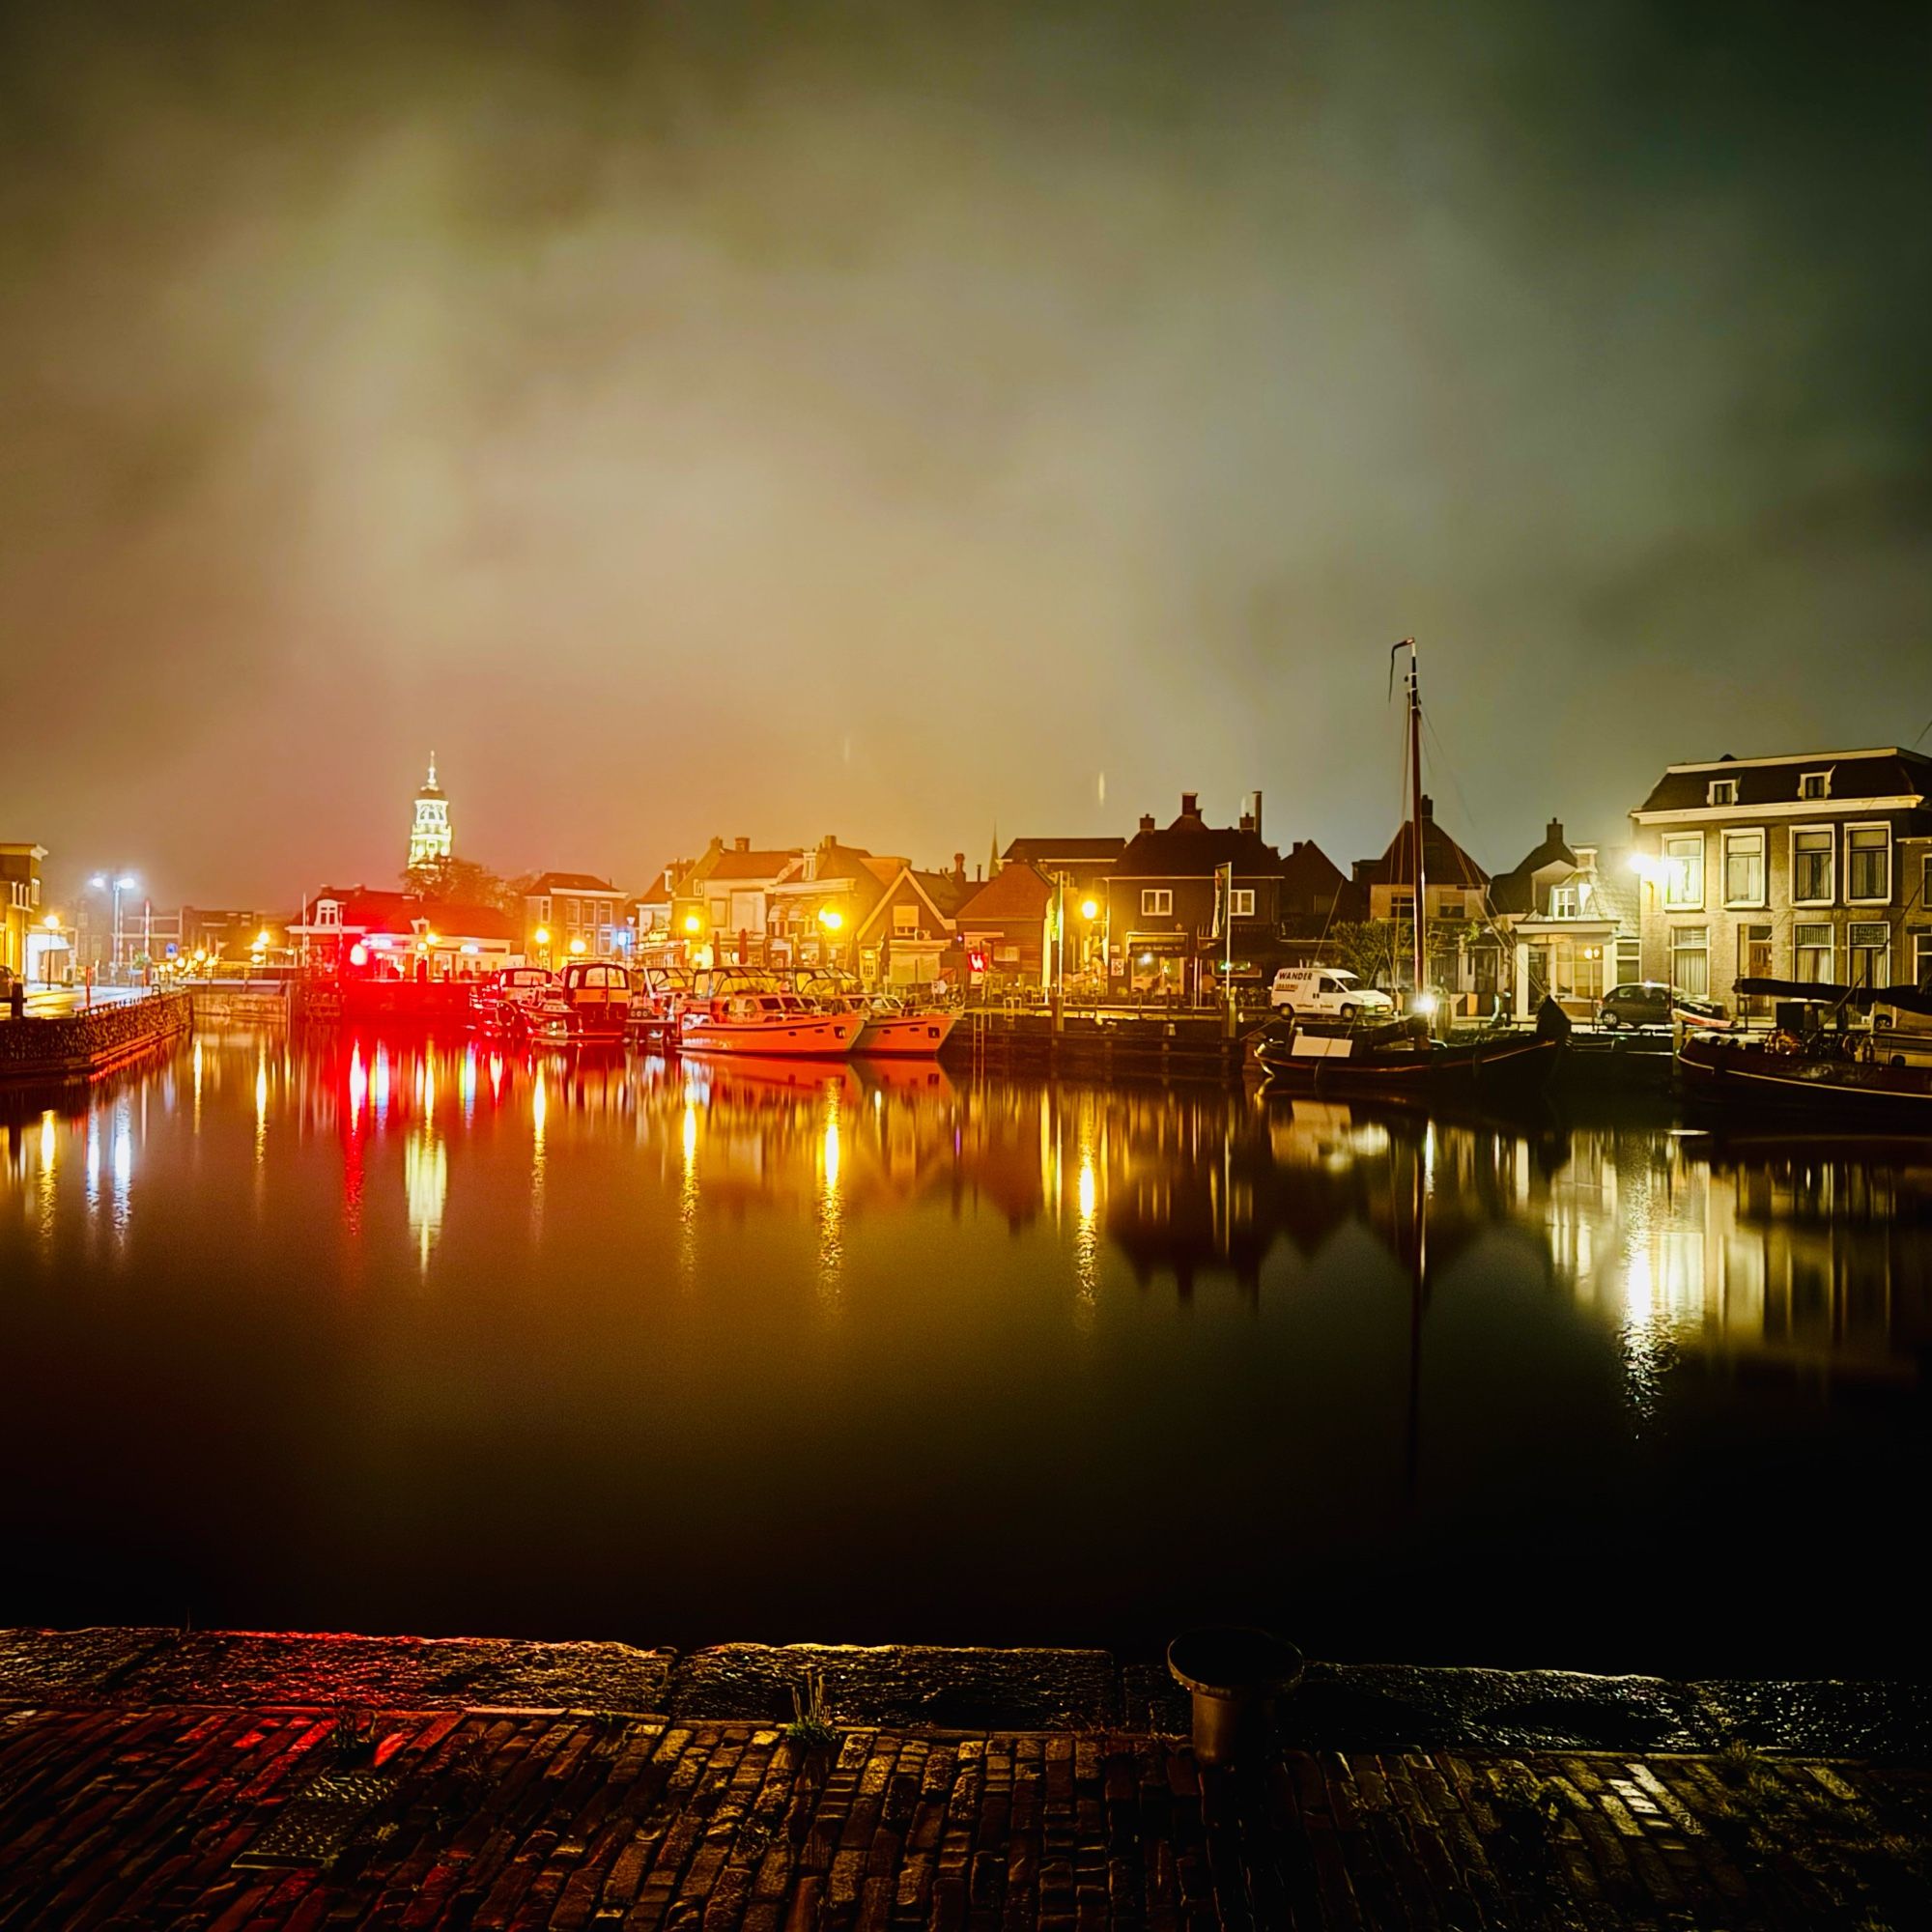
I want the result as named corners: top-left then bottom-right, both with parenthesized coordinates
top-left (952, 851), bottom-right (966, 886)
top-left (1238, 810), bottom-right (1255, 834)
top-left (1138, 812), bottom-right (1156, 835)
top-left (734, 836), bottom-right (751, 853)
top-left (1179, 791), bottom-right (1201, 821)
top-left (1546, 818), bottom-right (1563, 846)
top-left (1250, 789), bottom-right (1264, 838)
top-left (1418, 794), bottom-right (1435, 819)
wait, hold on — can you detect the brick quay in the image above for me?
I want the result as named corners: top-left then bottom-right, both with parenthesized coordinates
top-left (4, 1630), bottom-right (1930, 1928)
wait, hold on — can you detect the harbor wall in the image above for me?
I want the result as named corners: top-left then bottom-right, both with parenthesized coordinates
top-left (0, 991), bottom-right (193, 1087)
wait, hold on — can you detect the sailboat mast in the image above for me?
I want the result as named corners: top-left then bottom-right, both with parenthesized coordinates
top-left (1400, 639), bottom-right (1426, 1002)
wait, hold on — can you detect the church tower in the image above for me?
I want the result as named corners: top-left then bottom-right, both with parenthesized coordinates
top-left (408, 753), bottom-right (452, 872)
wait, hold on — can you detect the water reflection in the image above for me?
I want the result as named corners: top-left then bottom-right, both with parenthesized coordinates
top-left (3, 1032), bottom-right (1930, 1669)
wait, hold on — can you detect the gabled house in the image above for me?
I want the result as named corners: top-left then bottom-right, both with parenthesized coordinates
top-left (1352, 796), bottom-right (1500, 1009)
top-left (852, 856), bottom-right (971, 989)
top-left (1274, 838), bottom-right (1362, 967)
top-left (523, 871), bottom-right (628, 967)
top-left (954, 861), bottom-right (1055, 992)
top-left (673, 836), bottom-right (805, 966)
top-left (1106, 792), bottom-right (1286, 997)
top-left (632, 863), bottom-right (682, 961)
top-left (766, 837), bottom-right (897, 973)
top-left (1490, 819), bottom-right (1640, 1017)
top-left (1629, 745), bottom-right (1932, 1011)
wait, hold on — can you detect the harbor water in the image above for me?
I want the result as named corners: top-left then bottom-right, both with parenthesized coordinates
top-left (2, 1030), bottom-right (1926, 1677)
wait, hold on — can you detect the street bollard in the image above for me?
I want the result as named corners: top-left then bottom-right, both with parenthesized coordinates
top-left (1167, 1627), bottom-right (1303, 1766)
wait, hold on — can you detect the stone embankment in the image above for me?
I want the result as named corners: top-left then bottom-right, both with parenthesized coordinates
top-left (0, 990), bottom-right (191, 1087)
top-left (3, 1628), bottom-right (1930, 1927)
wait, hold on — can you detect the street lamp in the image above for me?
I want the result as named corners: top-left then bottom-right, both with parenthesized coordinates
top-left (87, 873), bottom-right (138, 980)
top-left (533, 924), bottom-right (552, 967)
top-left (817, 905), bottom-right (843, 970)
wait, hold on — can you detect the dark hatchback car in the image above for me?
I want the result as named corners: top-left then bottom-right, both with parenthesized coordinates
top-left (1597, 980), bottom-right (1727, 1029)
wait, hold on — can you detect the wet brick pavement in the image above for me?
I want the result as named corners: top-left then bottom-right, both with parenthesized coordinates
top-left (4, 1698), bottom-right (1932, 1930)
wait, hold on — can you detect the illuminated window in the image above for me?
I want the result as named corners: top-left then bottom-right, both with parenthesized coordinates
top-left (1847, 825), bottom-right (1890, 901)
top-left (1849, 923), bottom-right (1889, 987)
top-left (1662, 834), bottom-right (1703, 907)
top-left (1720, 830), bottom-right (1764, 906)
top-left (1792, 828), bottom-right (1833, 903)
top-left (1795, 923), bottom-right (1833, 983)
top-left (1799, 770), bottom-right (1832, 801)
top-left (1142, 889), bottom-right (1173, 917)
top-left (1229, 889), bottom-right (1256, 919)
top-left (1708, 778), bottom-right (1738, 807)
top-left (1669, 925), bottom-right (1709, 997)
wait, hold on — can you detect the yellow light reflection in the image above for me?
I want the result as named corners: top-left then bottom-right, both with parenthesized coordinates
top-left (405, 1126), bottom-right (447, 1277)
top-left (816, 1085), bottom-right (844, 1303)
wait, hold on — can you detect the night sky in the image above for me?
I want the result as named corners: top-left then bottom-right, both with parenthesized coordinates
top-left (3, 1), bottom-right (1926, 908)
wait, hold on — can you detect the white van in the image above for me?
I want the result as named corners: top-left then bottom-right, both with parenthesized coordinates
top-left (1268, 967), bottom-right (1395, 1020)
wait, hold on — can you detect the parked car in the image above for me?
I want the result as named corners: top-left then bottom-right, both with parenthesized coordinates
top-left (1597, 981), bottom-right (1727, 1030)
top-left (1269, 967), bottom-right (1396, 1020)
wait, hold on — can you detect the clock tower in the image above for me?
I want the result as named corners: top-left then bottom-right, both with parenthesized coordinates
top-left (408, 754), bottom-right (452, 872)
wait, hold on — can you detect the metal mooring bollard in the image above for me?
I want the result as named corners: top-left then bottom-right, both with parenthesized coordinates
top-left (1167, 1627), bottom-right (1304, 1766)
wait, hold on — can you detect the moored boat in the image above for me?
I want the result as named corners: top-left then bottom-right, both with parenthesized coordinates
top-left (529, 959), bottom-right (634, 1044)
top-left (1248, 1011), bottom-right (1563, 1105)
top-left (679, 972), bottom-right (866, 1058)
top-left (1676, 978), bottom-right (1932, 1122)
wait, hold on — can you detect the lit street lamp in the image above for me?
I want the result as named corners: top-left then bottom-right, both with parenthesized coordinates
top-left (533, 924), bottom-right (552, 967)
top-left (87, 872), bottom-right (138, 980)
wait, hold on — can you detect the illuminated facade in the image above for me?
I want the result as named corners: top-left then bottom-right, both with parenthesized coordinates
top-left (0, 841), bottom-right (47, 980)
top-left (1630, 746), bottom-right (1932, 1013)
top-left (408, 755), bottom-right (452, 872)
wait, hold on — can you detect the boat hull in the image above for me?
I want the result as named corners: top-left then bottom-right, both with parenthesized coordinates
top-left (1677, 1036), bottom-right (1932, 1122)
top-left (679, 1011), bottom-right (866, 1058)
top-left (854, 1011), bottom-right (957, 1057)
top-left (1252, 1031), bottom-right (1561, 1105)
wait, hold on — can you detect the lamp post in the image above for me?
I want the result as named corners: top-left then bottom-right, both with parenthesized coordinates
top-left (533, 924), bottom-right (552, 969)
top-left (818, 905), bottom-right (843, 975)
top-left (87, 873), bottom-right (138, 981)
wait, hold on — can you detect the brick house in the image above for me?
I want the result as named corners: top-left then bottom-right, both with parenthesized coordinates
top-left (1629, 747), bottom-right (1932, 1013)
top-left (1106, 792), bottom-right (1286, 997)
top-left (1352, 797), bottom-right (1500, 1009)
top-left (671, 837), bottom-right (804, 967)
top-left (953, 861), bottom-right (1055, 992)
top-left (523, 871), bottom-right (629, 967)
top-left (1275, 838), bottom-right (1363, 968)
top-left (851, 858), bottom-right (971, 990)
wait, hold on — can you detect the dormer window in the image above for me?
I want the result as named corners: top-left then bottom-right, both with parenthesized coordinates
top-left (1548, 885), bottom-right (1579, 919)
top-left (1707, 778), bottom-right (1738, 807)
top-left (316, 900), bottom-right (342, 926)
top-left (1799, 770), bottom-right (1832, 801)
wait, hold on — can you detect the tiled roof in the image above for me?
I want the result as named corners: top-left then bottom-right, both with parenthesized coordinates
top-left (1002, 837), bottom-right (1126, 866)
top-left (955, 862), bottom-right (1054, 923)
top-left (1113, 824), bottom-right (1285, 879)
top-left (703, 849), bottom-right (800, 881)
top-left (527, 870), bottom-right (621, 895)
top-left (309, 887), bottom-right (518, 941)
top-left (1490, 821), bottom-right (1579, 914)
top-left (1635, 748), bottom-right (1932, 814)
top-left (1357, 805), bottom-right (1488, 889)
